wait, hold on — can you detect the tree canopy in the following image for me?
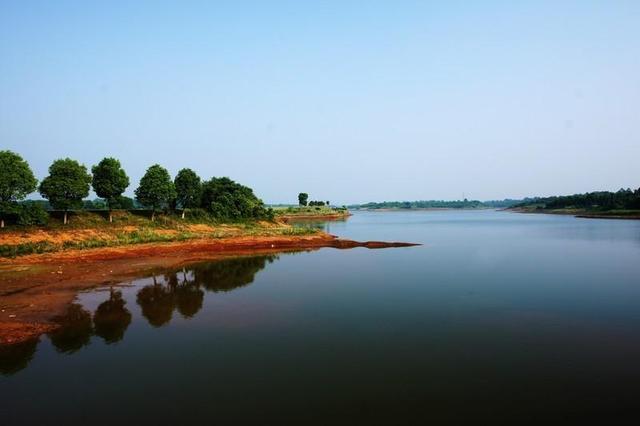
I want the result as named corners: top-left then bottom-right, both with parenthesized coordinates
top-left (135, 164), bottom-right (176, 219)
top-left (174, 168), bottom-right (201, 217)
top-left (92, 158), bottom-right (129, 209)
top-left (0, 150), bottom-right (37, 203)
top-left (201, 177), bottom-right (270, 220)
top-left (0, 151), bottom-right (38, 227)
top-left (38, 158), bottom-right (92, 223)
top-left (298, 192), bottom-right (308, 206)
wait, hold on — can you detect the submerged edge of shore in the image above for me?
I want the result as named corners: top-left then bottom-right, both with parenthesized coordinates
top-left (0, 232), bottom-right (419, 345)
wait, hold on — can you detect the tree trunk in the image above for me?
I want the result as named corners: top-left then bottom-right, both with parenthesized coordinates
top-left (1, 218), bottom-right (4, 228)
top-left (63, 211), bottom-right (68, 225)
top-left (181, 209), bottom-right (186, 219)
top-left (151, 210), bottom-right (155, 222)
top-left (109, 210), bottom-right (113, 223)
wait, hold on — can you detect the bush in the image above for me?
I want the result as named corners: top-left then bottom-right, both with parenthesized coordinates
top-left (201, 177), bottom-right (270, 220)
top-left (17, 202), bottom-right (49, 226)
top-left (184, 208), bottom-right (211, 221)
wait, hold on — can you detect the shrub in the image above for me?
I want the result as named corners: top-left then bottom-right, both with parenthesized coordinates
top-left (17, 202), bottom-right (49, 226)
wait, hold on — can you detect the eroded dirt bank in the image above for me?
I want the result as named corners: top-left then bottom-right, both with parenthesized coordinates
top-left (0, 233), bottom-right (418, 345)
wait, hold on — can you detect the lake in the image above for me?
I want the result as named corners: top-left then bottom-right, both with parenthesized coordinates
top-left (2, 210), bottom-right (640, 424)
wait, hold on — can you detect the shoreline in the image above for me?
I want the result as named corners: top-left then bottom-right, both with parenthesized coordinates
top-left (0, 233), bottom-right (418, 345)
top-left (509, 208), bottom-right (640, 220)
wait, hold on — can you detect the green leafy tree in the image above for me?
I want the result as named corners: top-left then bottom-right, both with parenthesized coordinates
top-left (38, 158), bottom-right (92, 224)
top-left (91, 158), bottom-right (130, 222)
top-left (174, 168), bottom-right (201, 219)
top-left (0, 150), bottom-right (38, 228)
top-left (134, 164), bottom-right (176, 221)
top-left (201, 177), bottom-right (268, 220)
top-left (298, 192), bottom-right (308, 207)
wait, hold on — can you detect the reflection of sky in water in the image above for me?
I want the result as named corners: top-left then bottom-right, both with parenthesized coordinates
top-left (3, 210), bottom-right (640, 423)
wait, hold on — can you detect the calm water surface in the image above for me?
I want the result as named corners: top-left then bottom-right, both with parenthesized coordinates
top-left (2, 210), bottom-right (640, 424)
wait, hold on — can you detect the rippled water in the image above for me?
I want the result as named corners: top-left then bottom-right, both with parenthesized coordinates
top-left (2, 210), bottom-right (640, 424)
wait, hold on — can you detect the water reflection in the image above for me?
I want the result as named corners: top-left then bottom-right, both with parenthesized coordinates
top-left (47, 304), bottom-right (93, 354)
top-left (192, 255), bottom-right (277, 292)
top-left (136, 255), bottom-right (276, 326)
top-left (94, 290), bottom-right (132, 344)
top-left (1, 254), bottom-right (278, 376)
top-left (0, 338), bottom-right (39, 376)
top-left (137, 276), bottom-right (176, 327)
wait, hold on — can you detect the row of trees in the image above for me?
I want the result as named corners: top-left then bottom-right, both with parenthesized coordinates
top-left (297, 192), bottom-right (329, 207)
top-left (0, 150), bottom-right (271, 227)
top-left (514, 189), bottom-right (640, 211)
top-left (354, 199), bottom-right (486, 210)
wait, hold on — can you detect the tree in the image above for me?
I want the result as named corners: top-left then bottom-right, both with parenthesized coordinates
top-left (200, 177), bottom-right (268, 220)
top-left (91, 157), bottom-right (130, 222)
top-left (38, 158), bottom-right (92, 224)
top-left (134, 164), bottom-right (176, 221)
top-left (326, 201), bottom-right (330, 207)
top-left (0, 150), bottom-right (38, 228)
top-left (174, 168), bottom-right (201, 219)
top-left (298, 192), bottom-right (308, 207)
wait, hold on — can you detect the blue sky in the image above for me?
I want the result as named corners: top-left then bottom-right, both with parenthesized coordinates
top-left (1, 1), bottom-right (639, 204)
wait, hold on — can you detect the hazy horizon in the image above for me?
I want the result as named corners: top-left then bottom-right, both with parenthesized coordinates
top-left (2, 1), bottom-right (639, 205)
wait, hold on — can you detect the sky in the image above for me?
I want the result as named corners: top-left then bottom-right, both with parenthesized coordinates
top-left (1, 1), bottom-right (639, 204)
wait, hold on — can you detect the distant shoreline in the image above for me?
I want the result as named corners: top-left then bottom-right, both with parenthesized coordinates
top-left (352, 207), bottom-right (495, 212)
top-left (509, 207), bottom-right (640, 220)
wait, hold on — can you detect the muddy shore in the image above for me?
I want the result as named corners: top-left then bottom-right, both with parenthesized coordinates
top-left (0, 233), bottom-right (417, 345)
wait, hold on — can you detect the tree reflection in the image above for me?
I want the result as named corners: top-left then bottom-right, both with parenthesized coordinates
top-left (192, 255), bottom-right (277, 292)
top-left (135, 255), bottom-right (278, 327)
top-left (0, 338), bottom-right (39, 376)
top-left (93, 289), bottom-right (132, 344)
top-left (137, 276), bottom-right (175, 327)
top-left (47, 303), bottom-right (93, 353)
top-left (174, 269), bottom-right (204, 318)
top-left (2, 254), bottom-right (281, 373)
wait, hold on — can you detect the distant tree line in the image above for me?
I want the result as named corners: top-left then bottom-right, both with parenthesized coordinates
top-left (513, 189), bottom-right (640, 211)
top-left (0, 150), bottom-right (273, 227)
top-left (353, 199), bottom-right (484, 210)
top-left (350, 199), bottom-right (538, 210)
top-left (297, 192), bottom-right (330, 207)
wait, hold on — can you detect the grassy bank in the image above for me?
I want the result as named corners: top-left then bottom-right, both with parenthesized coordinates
top-left (0, 210), bottom-right (317, 258)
